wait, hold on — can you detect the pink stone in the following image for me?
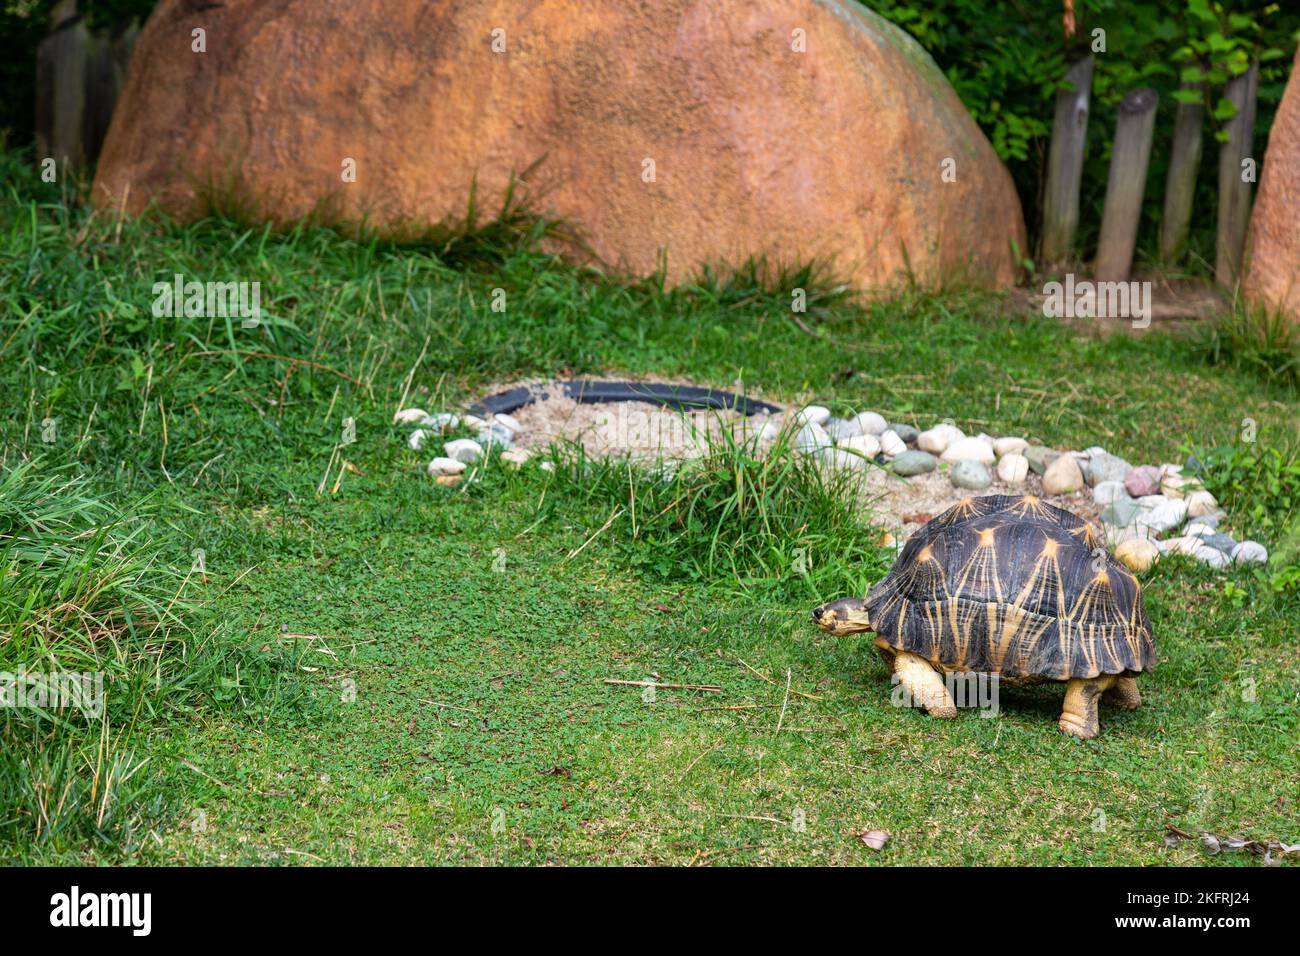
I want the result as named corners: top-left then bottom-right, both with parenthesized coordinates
top-left (1124, 465), bottom-right (1161, 499)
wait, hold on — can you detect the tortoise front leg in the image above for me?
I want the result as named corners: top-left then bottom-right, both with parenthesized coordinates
top-left (1103, 676), bottom-right (1141, 710)
top-left (893, 651), bottom-right (957, 718)
top-left (1059, 674), bottom-right (1118, 739)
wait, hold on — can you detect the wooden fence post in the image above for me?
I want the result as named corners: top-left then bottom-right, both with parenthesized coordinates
top-left (1215, 62), bottom-right (1259, 289)
top-left (34, 10), bottom-right (90, 170)
top-left (1041, 54), bottom-right (1095, 266)
top-left (1158, 82), bottom-right (1205, 262)
top-left (1095, 88), bottom-right (1158, 281)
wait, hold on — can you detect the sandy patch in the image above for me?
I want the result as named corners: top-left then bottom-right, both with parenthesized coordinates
top-left (507, 387), bottom-right (776, 462)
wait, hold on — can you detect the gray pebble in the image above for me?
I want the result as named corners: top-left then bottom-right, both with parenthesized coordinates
top-left (1101, 499), bottom-right (1141, 528)
top-left (1199, 533), bottom-right (1238, 554)
top-left (950, 459), bottom-right (992, 490)
top-left (888, 423), bottom-right (919, 444)
top-left (1082, 452), bottom-right (1132, 487)
top-left (892, 450), bottom-right (938, 476)
top-left (1025, 445), bottom-right (1059, 476)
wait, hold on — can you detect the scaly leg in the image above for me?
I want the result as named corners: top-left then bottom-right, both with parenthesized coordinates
top-left (893, 650), bottom-right (957, 718)
top-left (1059, 674), bottom-right (1118, 739)
top-left (1103, 676), bottom-right (1141, 710)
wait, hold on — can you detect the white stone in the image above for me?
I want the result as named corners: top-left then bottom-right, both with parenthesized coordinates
top-left (837, 434), bottom-right (881, 458)
top-left (1161, 536), bottom-right (1200, 556)
top-left (819, 447), bottom-right (866, 472)
top-left (427, 457), bottom-right (466, 477)
top-left (444, 438), bottom-right (483, 463)
top-left (1115, 538), bottom-right (1159, 572)
top-left (940, 436), bottom-right (995, 465)
top-left (1134, 496), bottom-right (1187, 534)
top-left (462, 414), bottom-right (490, 430)
top-left (394, 407), bottom-right (429, 424)
top-left (419, 412), bottom-right (460, 433)
top-left (499, 448), bottom-right (531, 469)
top-left (878, 429), bottom-right (907, 458)
top-left (1160, 473), bottom-right (1197, 499)
top-left (1185, 489), bottom-right (1218, 518)
top-left (539, 461), bottom-right (556, 473)
top-left (917, 423), bottom-right (963, 455)
top-left (1193, 545), bottom-right (1229, 569)
top-left (993, 436), bottom-right (1028, 458)
top-left (759, 419), bottom-right (781, 442)
top-left (1092, 480), bottom-right (1128, 506)
top-left (1042, 454), bottom-right (1084, 495)
top-left (796, 422), bottom-right (832, 451)
top-left (824, 418), bottom-right (861, 441)
top-left (795, 405), bottom-right (832, 427)
top-left (851, 411), bottom-right (888, 436)
top-left (408, 429), bottom-right (431, 451)
top-left (478, 424), bottom-right (514, 450)
top-left (1103, 523), bottom-right (1144, 548)
top-left (796, 422), bottom-right (832, 453)
top-left (493, 413), bottom-right (523, 435)
top-left (1231, 541), bottom-right (1268, 564)
top-left (996, 453), bottom-right (1029, 484)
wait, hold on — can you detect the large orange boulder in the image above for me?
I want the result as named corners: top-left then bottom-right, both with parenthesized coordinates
top-left (1244, 48), bottom-right (1300, 322)
top-left (94, 0), bottom-right (1025, 290)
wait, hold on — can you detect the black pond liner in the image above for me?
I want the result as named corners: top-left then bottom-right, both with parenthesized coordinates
top-left (467, 380), bottom-right (782, 419)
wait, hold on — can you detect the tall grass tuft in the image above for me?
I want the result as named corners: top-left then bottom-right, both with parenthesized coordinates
top-left (1204, 298), bottom-right (1300, 385)
top-left (545, 418), bottom-right (891, 602)
top-left (0, 459), bottom-right (303, 857)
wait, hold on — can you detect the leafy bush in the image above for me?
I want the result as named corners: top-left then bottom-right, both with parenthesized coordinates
top-left (1191, 436), bottom-right (1300, 592)
top-left (1194, 438), bottom-right (1300, 531)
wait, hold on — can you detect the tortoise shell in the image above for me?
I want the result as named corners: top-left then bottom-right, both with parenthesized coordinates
top-left (866, 494), bottom-right (1156, 681)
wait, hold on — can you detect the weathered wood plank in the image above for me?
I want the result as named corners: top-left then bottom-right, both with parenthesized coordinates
top-left (1095, 88), bottom-right (1158, 281)
top-left (1215, 62), bottom-right (1259, 288)
top-left (35, 16), bottom-right (91, 169)
top-left (1158, 83), bottom-right (1205, 262)
top-left (1041, 55), bottom-right (1095, 266)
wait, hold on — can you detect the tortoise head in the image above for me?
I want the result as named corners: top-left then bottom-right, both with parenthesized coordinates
top-left (812, 597), bottom-right (872, 636)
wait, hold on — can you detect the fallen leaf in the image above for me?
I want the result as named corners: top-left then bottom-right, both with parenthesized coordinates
top-left (858, 829), bottom-right (890, 851)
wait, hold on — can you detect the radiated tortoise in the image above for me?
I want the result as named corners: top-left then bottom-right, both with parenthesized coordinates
top-left (812, 494), bottom-right (1156, 738)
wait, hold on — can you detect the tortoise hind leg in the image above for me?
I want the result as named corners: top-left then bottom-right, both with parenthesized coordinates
top-left (1059, 675), bottom-right (1118, 739)
top-left (893, 651), bottom-right (957, 718)
top-left (1102, 676), bottom-right (1141, 710)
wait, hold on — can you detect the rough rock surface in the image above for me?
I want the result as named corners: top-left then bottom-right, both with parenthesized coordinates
top-left (93, 0), bottom-right (1026, 290)
top-left (1243, 47), bottom-right (1300, 323)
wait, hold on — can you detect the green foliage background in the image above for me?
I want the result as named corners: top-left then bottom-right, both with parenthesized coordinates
top-left (2, 0), bottom-right (1298, 271)
top-left (872, 0), bottom-right (1299, 269)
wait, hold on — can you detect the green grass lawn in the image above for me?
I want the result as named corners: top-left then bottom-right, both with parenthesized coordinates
top-left (1, 153), bottom-right (1297, 865)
